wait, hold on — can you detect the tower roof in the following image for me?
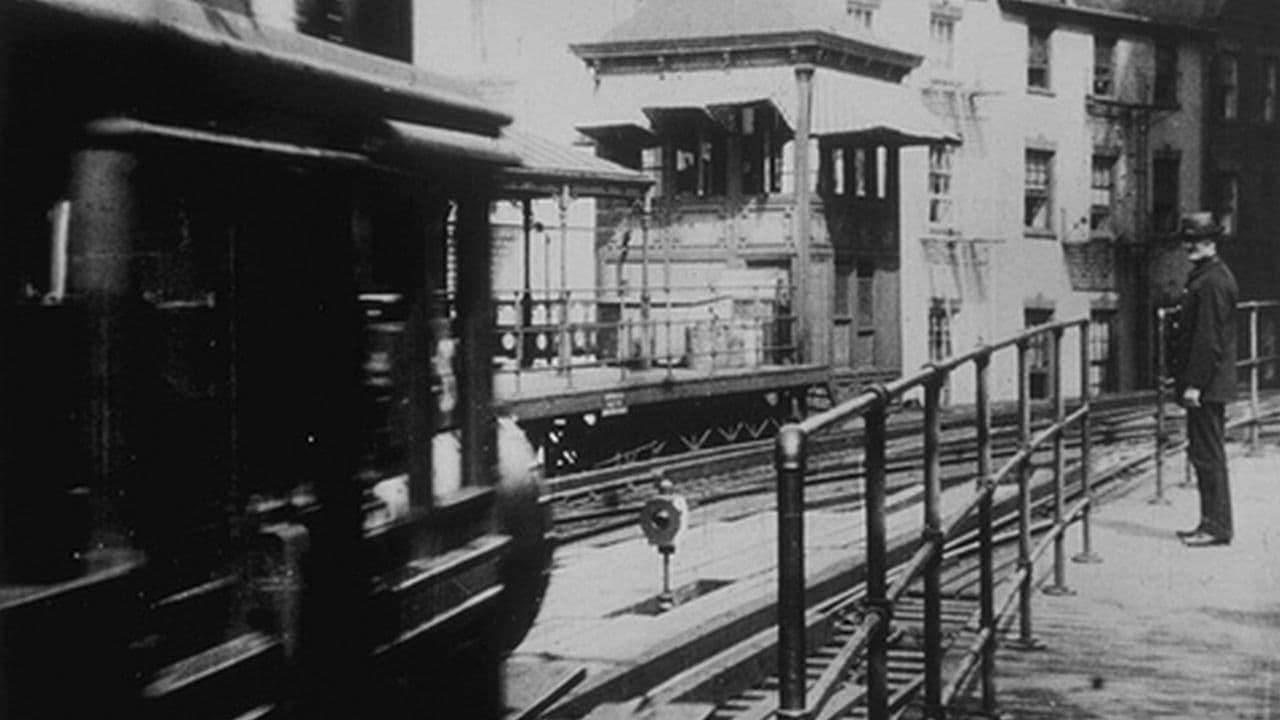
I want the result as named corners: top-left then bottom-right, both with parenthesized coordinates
top-left (598, 0), bottom-right (865, 45)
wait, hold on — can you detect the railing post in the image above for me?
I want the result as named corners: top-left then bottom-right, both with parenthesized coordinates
top-left (557, 186), bottom-right (572, 376)
top-left (664, 282), bottom-right (674, 379)
top-left (1152, 308), bottom-right (1169, 504)
top-left (864, 401), bottom-right (890, 720)
top-left (775, 425), bottom-right (808, 720)
top-left (974, 353), bottom-right (997, 713)
top-left (1043, 328), bottom-right (1073, 596)
top-left (922, 374), bottom-right (945, 718)
top-left (1013, 340), bottom-right (1041, 650)
top-left (1249, 303), bottom-right (1261, 455)
top-left (640, 197), bottom-right (653, 371)
top-left (1075, 322), bottom-right (1101, 563)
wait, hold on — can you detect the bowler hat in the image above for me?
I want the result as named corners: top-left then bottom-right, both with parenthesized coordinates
top-left (1176, 211), bottom-right (1223, 240)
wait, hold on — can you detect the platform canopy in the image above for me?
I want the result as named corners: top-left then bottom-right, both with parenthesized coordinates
top-left (497, 127), bottom-right (652, 200)
top-left (576, 66), bottom-right (958, 147)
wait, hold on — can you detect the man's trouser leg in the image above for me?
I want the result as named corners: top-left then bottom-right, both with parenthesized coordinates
top-left (1187, 402), bottom-right (1233, 540)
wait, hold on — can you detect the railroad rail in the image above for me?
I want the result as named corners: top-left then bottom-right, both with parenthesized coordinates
top-left (548, 392), bottom-right (1168, 545)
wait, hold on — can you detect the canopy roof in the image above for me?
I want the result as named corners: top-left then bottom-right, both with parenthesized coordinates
top-left (596, 0), bottom-right (867, 44)
top-left (497, 128), bottom-right (652, 199)
top-left (572, 0), bottom-right (921, 80)
top-left (577, 67), bottom-right (958, 148)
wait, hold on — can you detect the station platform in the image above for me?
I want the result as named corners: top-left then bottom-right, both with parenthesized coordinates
top-left (506, 414), bottom-right (1280, 719)
top-left (956, 440), bottom-right (1280, 719)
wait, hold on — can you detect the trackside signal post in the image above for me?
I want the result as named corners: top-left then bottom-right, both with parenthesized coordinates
top-left (640, 479), bottom-right (687, 611)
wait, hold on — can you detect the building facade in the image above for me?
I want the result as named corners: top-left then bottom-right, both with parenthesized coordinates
top-left (877, 0), bottom-right (1214, 400)
top-left (415, 0), bottom-right (1222, 402)
top-left (1208, 0), bottom-right (1280, 382)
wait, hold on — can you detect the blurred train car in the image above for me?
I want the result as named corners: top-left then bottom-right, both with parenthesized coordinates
top-left (0, 1), bottom-right (548, 717)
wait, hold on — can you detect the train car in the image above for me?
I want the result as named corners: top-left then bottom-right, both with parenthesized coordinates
top-left (0, 1), bottom-right (548, 717)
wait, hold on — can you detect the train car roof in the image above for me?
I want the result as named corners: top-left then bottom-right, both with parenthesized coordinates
top-left (7, 0), bottom-right (513, 139)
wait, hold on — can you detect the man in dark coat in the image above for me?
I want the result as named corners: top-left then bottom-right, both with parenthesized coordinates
top-left (1170, 212), bottom-right (1238, 547)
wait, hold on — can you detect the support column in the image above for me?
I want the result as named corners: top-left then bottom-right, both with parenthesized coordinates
top-left (66, 148), bottom-right (140, 555)
top-left (455, 182), bottom-right (496, 494)
top-left (792, 64), bottom-right (815, 365)
top-left (520, 197), bottom-right (535, 368)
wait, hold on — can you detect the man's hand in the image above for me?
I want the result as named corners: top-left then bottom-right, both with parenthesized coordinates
top-left (1182, 386), bottom-right (1202, 408)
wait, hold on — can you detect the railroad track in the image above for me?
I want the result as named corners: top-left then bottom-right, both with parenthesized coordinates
top-left (547, 391), bottom-right (1172, 544)
top-left (516, 391), bottom-right (1280, 720)
top-left (536, 395), bottom-right (1280, 720)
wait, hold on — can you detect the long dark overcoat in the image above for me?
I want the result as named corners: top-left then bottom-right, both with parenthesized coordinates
top-left (1173, 256), bottom-right (1238, 403)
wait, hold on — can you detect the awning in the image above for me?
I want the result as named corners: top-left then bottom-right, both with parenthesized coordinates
top-left (810, 71), bottom-right (960, 145)
top-left (498, 128), bottom-right (652, 200)
top-left (576, 68), bottom-right (792, 143)
top-left (576, 67), bottom-right (958, 147)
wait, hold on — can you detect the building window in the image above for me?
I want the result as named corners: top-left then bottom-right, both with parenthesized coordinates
top-left (1090, 154), bottom-right (1116, 232)
top-left (1024, 307), bottom-right (1054, 400)
top-left (1024, 149), bottom-right (1053, 233)
top-left (928, 298), bottom-right (956, 364)
top-left (824, 143), bottom-right (885, 199)
top-left (1264, 58), bottom-right (1278, 123)
top-left (1152, 154), bottom-right (1180, 235)
top-left (1217, 53), bottom-right (1238, 121)
top-left (847, 0), bottom-right (875, 29)
top-left (1216, 173), bottom-right (1239, 236)
top-left (739, 105), bottom-right (785, 195)
top-left (1028, 27), bottom-right (1051, 91)
top-left (1154, 43), bottom-right (1178, 105)
top-left (928, 145), bottom-right (954, 228)
top-left (929, 15), bottom-right (956, 70)
top-left (671, 130), bottom-right (726, 197)
top-left (1093, 36), bottom-right (1116, 96)
top-left (1089, 309), bottom-right (1118, 395)
top-left (663, 104), bottom-right (789, 199)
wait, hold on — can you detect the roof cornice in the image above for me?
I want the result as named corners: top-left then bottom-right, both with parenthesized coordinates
top-left (571, 30), bottom-right (921, 81)
top-left (998, 0), bottom-right (1215, 39)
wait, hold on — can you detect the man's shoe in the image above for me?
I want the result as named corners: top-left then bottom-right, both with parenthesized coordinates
top-left (1175, 526), bottom-right (1205, 538)
top-left (1181, 532), bottom-right (1230, 547)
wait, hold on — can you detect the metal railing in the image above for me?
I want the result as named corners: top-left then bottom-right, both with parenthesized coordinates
top-left (773, 318), bottom-right (1097, 720)
top-left (492, 282), bottom-right (798, 390)
top-left (1153, 299), bottom-right (1280, 500)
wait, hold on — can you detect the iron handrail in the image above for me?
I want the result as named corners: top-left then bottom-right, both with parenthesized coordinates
top-left (1155, 299), bottom-right (1280, 496)
top-left (784, 296), bottom-right (1278, 720)
top-left (776, 317), bottom-right (1094, 720)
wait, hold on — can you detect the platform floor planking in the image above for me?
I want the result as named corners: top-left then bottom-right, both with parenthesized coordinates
top-left (954, 442), bottom-right (1280, 719)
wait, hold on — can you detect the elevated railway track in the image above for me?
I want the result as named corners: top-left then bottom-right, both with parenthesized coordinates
top-left (547, 391), bottom-right (1184, 545)
top-left (514, 302), bottom-right (1280, 720)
